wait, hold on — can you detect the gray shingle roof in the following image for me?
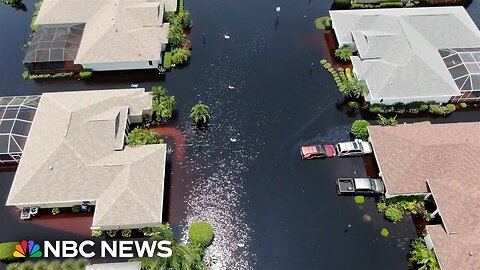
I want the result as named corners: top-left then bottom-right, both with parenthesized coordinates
top-left (6, 89), bottom-right (167, 230)
top-left (330, 7), bottom-right (480, 100)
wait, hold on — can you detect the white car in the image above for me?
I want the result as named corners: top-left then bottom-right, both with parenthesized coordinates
top-left (335, 139), bottom-right (372, 157)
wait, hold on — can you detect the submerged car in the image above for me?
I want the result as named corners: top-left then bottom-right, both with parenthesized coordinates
top-left (335, 139), bottom-right (372, 157)
top-left (336, 177), bottom-right (385, 195)
top-left (300, 144), bottom-right (336, 160)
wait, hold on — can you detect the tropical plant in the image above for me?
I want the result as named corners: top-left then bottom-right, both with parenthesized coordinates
top-left (142, 223), bottom-right (174, 241)
top-left (347, 101), bottom-right (360, 110)
top-left (171, 47), bottom-right (191, 65)
top-left (350, 120), bottom-right (369, 141)
top-left (46, 261), bottom-right (61, 270)
top-left (178, 9), bottom-right (192, 28)
top-left (188, 222), bottom-right (214, 248)
top-left (376, 202), bottom-right (387, 213)
top-left (410, 239), bottom-right (440, 270)
top-left (335, 45), bottom-right (353, 62)
top-left (60, 259), bottom-right (75, 270)
top-left (380, 228), bottom-right (389, 237)
top-left (72, 205), bottom-right (81, 213)
top-left (168, 23), bottom-right (186, 49)
top-left (106, 230), bottom-right (118, 238)
top-left (153, 95), bottom-right (176, 121)
top-left (152, 86), bottom-right (168, 103)
top-left (91, 230), bottom-right (103, 238)
top-left (377, 114), bottom-right (397, 126)
top-left (127, 128), bottom-right (163, 146)
top-left (73, 258), bottom-right (89, 269)
top-left (384, 207), bottom-right (403, 223)
top-left (122, 229), bottom-right (132, 238)
top-left (52, 208), bottom-right (60, 215)
top-left (190, 102), bottom-right (211, 124)
top-left (33, 261), bottom-right (48, 270)
top-left (314, 16), bottom-right (332, 30)
top-left (460, 102), bottom-right (467, 108)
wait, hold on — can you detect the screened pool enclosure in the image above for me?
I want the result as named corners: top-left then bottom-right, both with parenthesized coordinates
top-left (23, 24), bottom-right (85, 73)
top-left (0, 96), bottom-right (40, 164)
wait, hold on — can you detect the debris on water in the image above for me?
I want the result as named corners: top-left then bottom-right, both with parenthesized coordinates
top-left (224, 34), bottom-right (230, 40)
top-left (230, 138), bottom-right (237, 142)
top-left (236, 243), bottom-right (245, 248)
top-left (228, 85), bottom-right (235, 90)
top-left (131, 84), bottom-right (139, 88)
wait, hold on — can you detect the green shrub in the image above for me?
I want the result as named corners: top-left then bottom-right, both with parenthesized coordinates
top-left (60, 259), bottom-right (75, 270)
top-left (320, 59), bottom-right (327, 65)
top-left (52, 208), bottom-right (60, 215)
top-left (33, 261), bottom-right (48, 270)
top-left (380, 228), bottom-right (389, 237)
top-left (0, 242), bottom-right (20, 263)
top-left (446, 104), bottom-right (456, 113)
top-left (384, 207), bottom-right (403, 223)
top-left (410, 239), bottom-right (439, 270)
top-left (188, 222), bottom-right (214, 248)
top-left (314, 16), bottom-right (332, 30)
top-left (354, 196), bottom-right (365, 204)
top-left (22, 71), bottom-right (74, 80)
top-left (171, 47), bottom-right (191, 65)
top-left (429, 104), bottom-right (455, 115)
top-left (73, 258), bottom-right (89, 269)
top-left (19, 261), bottom-right (34, 270)
top-left (460, 102), bottom-right (467, 108)
top-left (72, 205), bottom-right (81, 213)
top-left (377, 114), bottom-right (397, 126)
top-left (351, 120), bottom-right (369, 141)
top-left (142, 224), bottom-right (174, 241)
top-left (347, 101), bottom-right (360, 110)
top-left (91, 230), bottom-right (103, 238)
top-left (122, 229), bottom-right (132, 238)
top-left (79, 69), bottom-right (93, 79)
top-left (379, 1), bottom-right (404, 7)
top-left (127, 128), bottom-right (163, 146)
top-left (47, 261), bottom-right (61, 270)
top-left (369, 104), bottom-right (385, 114)
top-left (163, 52), bottom-right (172, 69)
top-left (376, 202), bottom-right (387, 213)
top-left (106, 230), bottom-right (118, 238)
top-left (335, 45), bottom-right (353, 62)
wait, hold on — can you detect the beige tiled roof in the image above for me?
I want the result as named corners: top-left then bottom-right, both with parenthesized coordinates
top-left (369, 122), bottom-right (480, 195)
top-left (34, 0), bottom-right (175, 63)
top-left (369, 122), bottom-right (480, 270)
top-left (6, 89), bottom-right (167, 230)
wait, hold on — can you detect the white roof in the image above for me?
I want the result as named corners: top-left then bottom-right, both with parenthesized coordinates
top-left (6, 89), bottom-right (167, 230)
top-left (86, 262), bottom-right (141, 270)
top-left (330, 7), bottom-right (480, 100)
top-left (34, 0), bottom-right (175, 64)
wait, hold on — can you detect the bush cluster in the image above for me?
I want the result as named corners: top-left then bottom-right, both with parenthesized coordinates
top-left (127, 128), bottom-right (163, 147)
top-left (377, 196), bottom-right (430, 223)
top-left (151, 86), bottom-right (176, 122)
top-left (22, 71), bottom-right (74, 80)
top-left (351, 120), bottom-right (369, 141)
top-left (369, 101), bottom-right (456, 115)
top-left (188, 222), bottom-right (214, 248)
top-left (334, 45), bottom-right (353, 62)
top-left (72, 205), bottom-right (81, 213)
top-left (163, 52), bottom-right (172, 69)
top-left (321, 60), bottom-right (368, 98)
top-left (314, 16), bottom-right (332, 30)
top-left (428, 104), bottom-right (456, 115)
top-left (410, 239), bottom-right (439, 270)
top-left (377, 114), bottom-right (397, 126)
top-left (79, 69), bottom-right (93, 79)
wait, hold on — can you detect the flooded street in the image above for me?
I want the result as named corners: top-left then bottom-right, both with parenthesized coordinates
top-left (1, 0), bottom-right (480, 269)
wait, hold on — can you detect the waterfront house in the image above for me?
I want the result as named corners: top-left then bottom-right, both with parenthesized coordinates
top-left (330, 7), bottom-right (480, 104)
top-left (5, 89), bottom-right (167, 230)
top-left (368, 122), bottom-right (480, 270)
top-left (24, 0), bottom-right (178, 73)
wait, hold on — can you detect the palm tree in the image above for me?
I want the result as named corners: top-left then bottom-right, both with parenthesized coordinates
top-left (152, 86), bottom-right (168, 104)
top-left (153, 95), bottom-right (176, 121)
top-left (190, 102), bottom-right (210, 124)
top-left (168, 24), bottom-right (186, 48)
top-left (171, 48), bottom-right (191, 65)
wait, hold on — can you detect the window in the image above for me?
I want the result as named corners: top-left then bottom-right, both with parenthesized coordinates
top-left (148, 61), bottom-right (153, 66)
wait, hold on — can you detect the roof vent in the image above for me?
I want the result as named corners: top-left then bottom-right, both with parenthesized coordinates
top-left (49, 166), bottom-right (53, 170)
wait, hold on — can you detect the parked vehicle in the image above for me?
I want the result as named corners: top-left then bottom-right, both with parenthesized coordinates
top-left (300, 144), bottom-right (336, 159)
top-left (335, 139), bottom-right (372, 157)
top-left (336, 177), bottom-right (385, 195)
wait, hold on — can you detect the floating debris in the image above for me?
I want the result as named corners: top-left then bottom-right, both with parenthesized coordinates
top-left (230, 138), bottom-right (237, 142)
top-left (224, 34), bottom-right (230, 40)
top-left (228, 85), bottom-right (235, 90)
top-left (236, 243), bottom-right (245, 248)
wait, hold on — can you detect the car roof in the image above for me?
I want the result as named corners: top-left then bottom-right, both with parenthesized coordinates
top-left (354, 178), bottom-right (372, 190)
top-left (302, 145), bottom-right (324, 154)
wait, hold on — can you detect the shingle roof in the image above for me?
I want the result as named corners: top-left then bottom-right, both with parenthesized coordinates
top-left (34, 0), bottom-right (175, 64)
top-left (330, 7), bottom-right (480, 100)
top-left (6, 89), bottom-right (167, 230)
top-left (369, 122), bottom-right (480, 270)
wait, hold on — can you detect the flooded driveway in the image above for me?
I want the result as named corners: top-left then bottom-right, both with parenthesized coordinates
top-left (1, 0), bottom-right (479, 269)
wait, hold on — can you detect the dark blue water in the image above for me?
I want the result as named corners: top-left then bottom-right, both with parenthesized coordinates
top-left (0, 0), bottom-right (479, 269)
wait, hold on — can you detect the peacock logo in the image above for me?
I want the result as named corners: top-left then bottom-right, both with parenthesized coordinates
top-left (13, 240), bottom-right (43, 258)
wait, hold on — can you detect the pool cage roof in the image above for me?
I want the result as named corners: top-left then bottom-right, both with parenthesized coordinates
top-left (0, 96), bottom-right (40, 163)
top-left (440, 48), bottom-right (480, 95)
top-left (24, 23), bottom-right (85, 63)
